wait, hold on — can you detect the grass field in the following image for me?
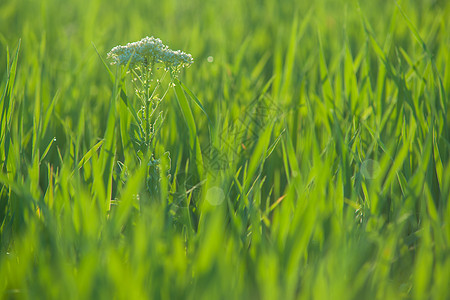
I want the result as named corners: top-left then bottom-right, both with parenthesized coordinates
top-left (1, 0), bottom-right (450, 299)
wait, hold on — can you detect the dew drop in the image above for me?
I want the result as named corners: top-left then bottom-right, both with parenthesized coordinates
top-left (206, 186), bottom-right (225, 206)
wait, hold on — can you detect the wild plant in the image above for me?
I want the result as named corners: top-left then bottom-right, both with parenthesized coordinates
top-left (107, 36), bottom-right (193, 197)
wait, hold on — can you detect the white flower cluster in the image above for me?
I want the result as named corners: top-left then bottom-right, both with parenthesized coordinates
top-left (107, 36), bottom-right (193, 69)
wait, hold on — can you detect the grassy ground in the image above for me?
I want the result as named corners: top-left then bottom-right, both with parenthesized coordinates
top-left (1, 0), bottom-right (449, 299)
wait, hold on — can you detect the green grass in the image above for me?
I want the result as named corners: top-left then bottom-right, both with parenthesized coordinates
top-left (1, 0), bottom-right (450, 299)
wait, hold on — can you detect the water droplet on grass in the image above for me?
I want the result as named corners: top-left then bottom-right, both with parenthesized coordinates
top-left (206, 186), bottom-right (224, 205)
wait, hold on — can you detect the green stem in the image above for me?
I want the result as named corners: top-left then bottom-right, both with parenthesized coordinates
top-left (144, 59), bottom-right (155, 154)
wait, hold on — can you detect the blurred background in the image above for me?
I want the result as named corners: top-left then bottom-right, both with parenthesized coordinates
top-left (1, 0), bottom-right (450, 298)
top-left (1, 0), bottom-right (448, 175)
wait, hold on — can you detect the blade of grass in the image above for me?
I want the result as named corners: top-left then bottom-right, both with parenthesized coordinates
top-left (172, 77), bottom-right (203, 179)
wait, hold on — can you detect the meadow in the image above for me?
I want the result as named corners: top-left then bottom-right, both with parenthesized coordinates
top-left (1, 0), bottom-right (450, 299)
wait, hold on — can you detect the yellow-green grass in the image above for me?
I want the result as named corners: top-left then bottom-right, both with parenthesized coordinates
top-left (1, 0), bottom-right (449, 298)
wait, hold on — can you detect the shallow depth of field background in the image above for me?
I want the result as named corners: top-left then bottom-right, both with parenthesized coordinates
top-left (1, 0), bottom-right (450, 299)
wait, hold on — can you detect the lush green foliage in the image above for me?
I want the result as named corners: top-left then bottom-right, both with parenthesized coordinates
top-left (1, 0), bottom-right (450, 298)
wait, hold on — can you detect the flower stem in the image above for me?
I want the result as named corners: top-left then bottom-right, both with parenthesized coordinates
top-left (144, 59), bottom-right (155, 154)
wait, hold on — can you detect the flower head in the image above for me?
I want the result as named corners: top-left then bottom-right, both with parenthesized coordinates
top-left (160, 48), bottom-right (194, 69)
top-left (107, 36), bottom-right (193, 70)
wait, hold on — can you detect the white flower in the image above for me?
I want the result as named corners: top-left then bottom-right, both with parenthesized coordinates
top-left (107, 36), bottom-right (193, 70)
top-left (160, 48), bottom-right (194, 68)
